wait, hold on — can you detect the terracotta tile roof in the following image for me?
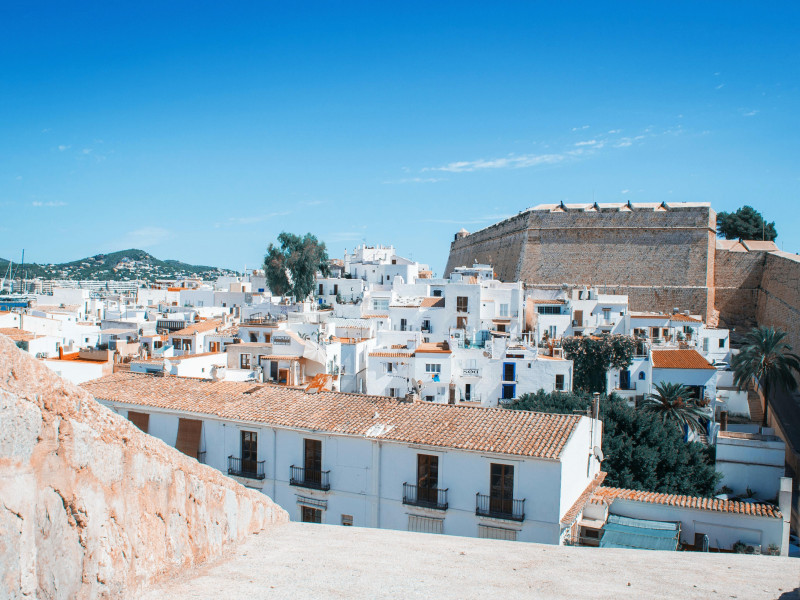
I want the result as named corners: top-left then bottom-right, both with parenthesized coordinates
top-left (592, 487), bottom-right (782, 519)
top-left (532, 299), bottom-right (566, 304)
top-left (651, 349), bottom-right (715, 370)
top-left (171, 319), bottom-right (223, 336)
top-left (414, 342), bottom-right (451, 355)
top-left (369, 351), bottom-right (413, 358)
top-left (561, 472), bottom-right (607, 525)
top-left (669, 313), bottom-right (702, 323)
top-left (0, 328), bottom-right (37, 342)
top-left (81, 372), bottom-right (582, 459)
top-left (420, 297), bottom-right (446, 308)
top-left (363, 314), bottom-right (388, 319)
top-left (630, 313), bottom-right (670, 320)
top-left (212, 324), bottom-right (239, 337)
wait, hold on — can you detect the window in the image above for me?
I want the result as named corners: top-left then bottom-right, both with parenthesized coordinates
top-left (385, 362), bottom-right (393, 373)
top-left (417, 454), bottom-right (439, 504)
top-left (432, 289), bottom-right (443, 297)
top-left (304, 438), bottom-right (322, 483)
top-left (703, 338), bottom-right (709, 352)
top-left (638, 371), bottom-right (646, 380)
top-left (500, 303), bottom-right (509, 317)
top-left (456, 316), bottom-right (468, 329)
top-left (602, 309), bottom-right (611, 320)
top-left (425, 395), bottom-right (434, 402)
top-left (719, 338), bottom-right (726, 348)
top-left (241, 430), bottom-right (258, 474)
top-left (425, 363), bottom-right (441, 374)
top-left (249, 332), bottom-right (258, 342)
top-left (318, 284), bottom-right (324, 295)
top-left (400, 318), bottom-right (407, 332)
top-left (537, 305), bottom-right (561, 315)
top-left (408, 515), bottom-right (443, 534)
top-left (127, 411), bottom-right (149, 433)
top-left (496, 323), bottom-right (506, 333)
top-left (341, 514), bottom-right (353, 526)
top-left (478, 525), bottom-right (517, 541)
top-left (302, 506), bottom-right (322, 523)
top-left (456, 296), bottom-right (468, 312)
top-left (502, 385), bottom-right (515, 400)
top-left (555, 374), bottom-right (565, 391)
top-left (372, 298), bottom-right (389, 311)
top-left (503, 362), bottom-right (515, 382)
top-left (490, 463), bottom-right (514, 514)
top-left (240, 353), bottom-right (251, 369)
top-left (388, 387), bottom-right (399, 397)
top-left (683, 326), bottom-right (692, 334)
top-left (549, 325), bottom-right (557, 339)
top-left (333, 284), bottom-right (338, 295)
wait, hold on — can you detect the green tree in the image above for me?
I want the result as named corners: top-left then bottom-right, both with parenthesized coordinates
top-left (732, 326), bottom-right (800, 426)
top-left (561, 334), bottom-right (635, 393)
top-left (640, 382), bottom-right (710, 436)
top-left (264, 232), bottom-right (330, 300)
top-left (716, 206), bottom-right (777, 241)
top-left (507, 390), bottom-right (719, 496)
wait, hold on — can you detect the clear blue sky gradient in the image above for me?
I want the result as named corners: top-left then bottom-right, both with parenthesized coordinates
top-left (2, 2), bottom-right (798, 275)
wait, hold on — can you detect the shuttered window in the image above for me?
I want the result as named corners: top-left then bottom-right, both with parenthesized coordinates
top-left (478, 525), bottom-right (517, 541)
top-left (408, 515), bottom-right (443, 534)
top-left (127, 411), bottom-right (149, 433)
top-left (175, 418), bottom-right (203, 459)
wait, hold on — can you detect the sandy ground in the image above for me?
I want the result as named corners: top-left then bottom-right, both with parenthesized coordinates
top-left (141, 522), bottom-right (800, 600)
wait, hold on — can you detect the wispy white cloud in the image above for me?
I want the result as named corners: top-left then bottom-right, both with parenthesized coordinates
top-left (81, 148), bottom-right (92, 155)
top-left (32, 201), bottom-right (67, 207)
top-left (574, 139), bottom-right (599, 147)
top-left (424, 153), bottom-right (566, 173)
top-left (607, 129), bottom-right (621, 134)
top-left (58, 145), bottom-right (70, 151)
top-left (301, 200), bottom-right (325, 206)
top-left (715, 83), bottom-right (725, 90)
top-left (743, 109), bottom-right (759, 117)
top-left (383, 177), bottom-right (446, 184)
top-left (571, 125), bottom-right (590, 131)
top-left (621, 189), bottom-right (630, 195)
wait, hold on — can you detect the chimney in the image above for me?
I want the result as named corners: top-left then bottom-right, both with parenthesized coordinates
top-left (591, 392), bottom-right (600, 420)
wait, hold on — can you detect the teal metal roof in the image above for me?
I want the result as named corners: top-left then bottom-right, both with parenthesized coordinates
top-left (600, 514), bottom-right (680, 551)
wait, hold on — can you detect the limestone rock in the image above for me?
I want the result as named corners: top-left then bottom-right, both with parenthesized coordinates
top-left (0, 334), bottom-right (288, 599)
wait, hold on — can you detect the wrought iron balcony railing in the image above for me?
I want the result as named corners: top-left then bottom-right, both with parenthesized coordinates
top-left (475, 493), bottom-right (525, 521)
top-left (402, 483), bottom-right (448, 510)
top-left (227, 455), bottom-right (265, 480)
top-left (290, 465), bottom-right (331, 491)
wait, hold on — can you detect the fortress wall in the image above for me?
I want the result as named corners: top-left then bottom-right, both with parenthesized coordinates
top-left (757, 252), bottom-right (800, 356)
top-left (447, 205), bottom-right (716, 320)
top-left (444, 213), bottom-right (530, 282)
top-left (0, 336), bottom-right (289, 600)
top-left (714, 248), bottom-right (769, 328)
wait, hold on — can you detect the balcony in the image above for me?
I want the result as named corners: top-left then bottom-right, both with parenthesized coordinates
top-left (402, 483), bottom-right (448, 511)
top-left (618, 382), bottom-right (637, 391)
top-left (290, 465), bottom-right (331, 491)
top-left (475, 493), bottom-right (525, 521)
top-left (227, 455), bottom-right (265, 480)
top-left (461, 367), bottom-right (481, 377)
top-left (572, 320), bottom-right (585, 328)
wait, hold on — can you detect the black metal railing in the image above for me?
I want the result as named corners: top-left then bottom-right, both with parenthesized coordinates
top-left (475, 493), bottom-right (525, 521)
top-left (290, 465), bottom-right (331, 491)
top-left (197, 450), bottom-right (207, 464)
top-left (227, 455), bottom-right (265, 480)
top-left (403, 483), bottom-right (448, 510)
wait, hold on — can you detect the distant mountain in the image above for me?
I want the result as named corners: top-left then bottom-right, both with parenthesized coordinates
top-left (0, 249), bottom-right (236, 282)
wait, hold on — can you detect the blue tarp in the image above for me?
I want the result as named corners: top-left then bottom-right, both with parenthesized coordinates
top-left (599, 514), bottom-right (680, 551)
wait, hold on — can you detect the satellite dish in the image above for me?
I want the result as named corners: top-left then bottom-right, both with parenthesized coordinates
top-left (593, 446), bottom-right (605, 462)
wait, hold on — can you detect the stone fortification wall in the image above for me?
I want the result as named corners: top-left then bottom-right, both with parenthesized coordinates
top-left (714, 247), bottom-right (769, 329)
top-left (446, 204), bottom-right (716, 320)
top-left (0, 335), bottom-right (288, 600)
top-left (757, 251), bottom-right (800, 356)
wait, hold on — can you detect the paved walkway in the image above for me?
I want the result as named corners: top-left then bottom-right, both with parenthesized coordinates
top-left (141, 522), bottom-right (800, 600)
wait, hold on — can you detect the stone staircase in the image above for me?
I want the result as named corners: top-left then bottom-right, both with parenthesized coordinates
top-left (746, 381), bottom-right (765, 424)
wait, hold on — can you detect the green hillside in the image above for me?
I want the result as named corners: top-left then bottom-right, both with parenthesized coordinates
top-left (0, 249), bottom-right (235, 282)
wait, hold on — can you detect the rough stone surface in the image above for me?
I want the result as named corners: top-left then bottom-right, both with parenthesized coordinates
top-left (0, 335), bottom-right (288, 600)
top-left (142, 522), bottom-right (800, 600)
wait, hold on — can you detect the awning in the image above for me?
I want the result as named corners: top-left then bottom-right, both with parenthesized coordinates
top-left (599, 514), bottom-right (680, 551)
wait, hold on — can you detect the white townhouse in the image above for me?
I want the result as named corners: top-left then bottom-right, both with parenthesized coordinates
top-left (83, 373), bottom-right (603, 545)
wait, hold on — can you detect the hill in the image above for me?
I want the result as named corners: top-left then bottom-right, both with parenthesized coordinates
top-left (0, 249), bottom-right (236, 282)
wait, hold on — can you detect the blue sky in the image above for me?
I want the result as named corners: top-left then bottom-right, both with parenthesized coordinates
top-left (2, 2), bottom-right (798, 274)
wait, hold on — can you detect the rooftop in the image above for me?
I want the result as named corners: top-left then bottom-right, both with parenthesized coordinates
top-left (0, 328), bottom-right (38, 342)
top-left (81, 372), bottom-right (582, 459)
top-left (171, 319), bottom-right (223, 336)
top-left (414, 342), bottom-right (451, 355)
top-left (651, 349), bottom-right (715, 370)
top-left (140, 521), bottom-right (797, 600)
top-left (592, 487), bottom-right (782, 519)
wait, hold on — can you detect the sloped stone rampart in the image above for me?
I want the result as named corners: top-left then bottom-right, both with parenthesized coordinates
top-left (0, 335), bottom-right (288, 599)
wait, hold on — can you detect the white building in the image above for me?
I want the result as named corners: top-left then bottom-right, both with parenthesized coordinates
top-left (84, 372), bottom-right (603, 545)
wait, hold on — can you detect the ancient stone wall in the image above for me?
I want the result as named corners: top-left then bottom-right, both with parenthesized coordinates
top-left (757, 252), bottom-right (800, 357)
top-left (0, 335), bottom-right (288, 600)
top-left (447, 205), bottom-right (716, 320)
top-left (714, 248), bottom-right (769, 329)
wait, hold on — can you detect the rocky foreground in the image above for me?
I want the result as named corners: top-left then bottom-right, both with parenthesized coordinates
top-left (0, 335), bottom-right (288, 599)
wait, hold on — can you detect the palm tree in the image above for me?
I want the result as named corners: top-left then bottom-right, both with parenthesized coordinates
top-left (641, 382), bottom-right (710, 436)
top-left (732, 326), bottom-right (800, 426)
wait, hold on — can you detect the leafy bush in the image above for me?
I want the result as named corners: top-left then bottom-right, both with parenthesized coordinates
top-left (507, 390), bottom-right (720, 496)
top-left (561, 334), bottom-right (635, 393)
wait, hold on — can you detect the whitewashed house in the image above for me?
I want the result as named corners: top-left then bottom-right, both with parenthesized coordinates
top-left (83, 372), bottom-right (604, 545)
